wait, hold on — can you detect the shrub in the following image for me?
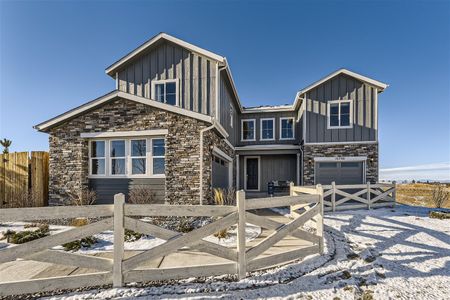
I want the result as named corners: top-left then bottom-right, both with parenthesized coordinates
top-left (212, 188), bottom-right (235, 239)
top-left (70, 218), bottom-right (89, 227)
top-left (124, 229), bottom-right (143, 242)
top-left (68, 189), bottom-right (97, 206)
top-left (63, 236), bottom-right (97, 251)
top-left (8, 226), bottom-right (50, 244)
top-left (431, 185), bottom-right (449, 208)
top-left (129, 185), bottom-right (156, 204)
top-left (429, 211), bottom-right (450, 219)
top-left (176, 217), bottom-right (196, 233)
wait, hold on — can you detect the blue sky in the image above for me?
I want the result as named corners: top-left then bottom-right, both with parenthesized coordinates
top-left (1, 0), bottom-right (449, 179)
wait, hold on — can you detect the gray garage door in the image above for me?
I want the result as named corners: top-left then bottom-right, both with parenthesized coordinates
top-left (212, 155), bottom-right (229, 189)
top-left (315, 161), bottom-right (364, 185)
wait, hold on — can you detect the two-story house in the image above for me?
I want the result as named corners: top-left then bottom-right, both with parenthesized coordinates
top-left (34, 33), bottom-right (388, 205)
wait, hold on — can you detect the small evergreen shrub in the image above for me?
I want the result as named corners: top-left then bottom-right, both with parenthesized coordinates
top-left (62, 236), bottom-right (97, 251)
top-left (124, 229), bottom-right (143, 242)
top-left (8, 227), bottom-right (50, 244)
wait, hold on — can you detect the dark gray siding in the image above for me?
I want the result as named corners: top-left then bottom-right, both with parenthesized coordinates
top-left (305, 74), bottom-right (377, 143)
top-left (218, 74), bottom-right (238, 145)
top-left (89, 178), bottom-right (165, 204)
top-left (239, 155), bottom-right (297, 191)
top-left (237, 111), bottom-right (301, 146)
top-left (117, 41), bottom-right (217, 117)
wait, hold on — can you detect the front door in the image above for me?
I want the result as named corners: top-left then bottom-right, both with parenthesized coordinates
top-left (246, 158), bottom-right (259, 190)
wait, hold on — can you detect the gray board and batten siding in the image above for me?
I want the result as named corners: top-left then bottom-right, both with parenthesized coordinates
top-left (89, 178), bottom-right (165, 204)
top-left (218, 74), bottom-right (239, 145)
top-left (237, 111), bottom-right (301, 146)
top-left (304, 73), bottom-right (377, 143)
top-left (239, 155), bottom-right (297, 192)
top-left (117, 40), bottom-right (217, 117)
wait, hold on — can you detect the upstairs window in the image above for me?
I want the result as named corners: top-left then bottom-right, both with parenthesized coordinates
top-left (280, 117), bottom-right (295, 140)
top-left (241, 119), bottom-right (256, 141)
top-left (327, 100), bottom-right (352, 128)
top-left (260, 118), bottom-right (275, 140)
top-left (152, 80), bottom-right (178, 106)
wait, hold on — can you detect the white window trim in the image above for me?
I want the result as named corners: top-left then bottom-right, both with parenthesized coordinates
top-left (244, 156), bottom-right (261, 191)
top-left (279, 117), bottom-right (295, 140)
top-left (151, 79), bottom-right (179, 106)
top-left (327, 99), bottom-right (353, 129)
top-left (241, 119), bottom-right (256, 142)
top-left (260, 118), bottom-right (275, 141)
top-left (88, 137), bottom-right (166, 179)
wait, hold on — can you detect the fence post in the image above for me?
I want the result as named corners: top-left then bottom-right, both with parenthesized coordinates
top-left (367, 181), bottom-right (371, 210)
top-left (316, 184), bottom-right (324, 254)
top-left (331, 181), bottom-right (336, 212)
top-left (236, 190), bottom-right (246, 280)
top-left (289, 182), bottom-right (295, 218)
top-left (113, 193), bottom-right (125, 287)
top-left (392, 181), bottom-right (397, 208)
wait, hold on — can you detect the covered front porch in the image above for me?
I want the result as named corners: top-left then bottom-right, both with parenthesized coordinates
top-left (235, 145), bottom-right (301, 198)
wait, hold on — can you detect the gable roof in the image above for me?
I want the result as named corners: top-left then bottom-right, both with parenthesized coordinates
top-left (293, 68), bottom-right (389, 109)
top-left (34, 91), bottom-right (214, 132)
top-left (105, 33), bottom-right (226, 76)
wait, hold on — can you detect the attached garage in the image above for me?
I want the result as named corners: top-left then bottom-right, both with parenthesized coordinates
top-left (314, 158), bottom-right (365, 185)
top-left (212, 155), bottom-right (230, 189)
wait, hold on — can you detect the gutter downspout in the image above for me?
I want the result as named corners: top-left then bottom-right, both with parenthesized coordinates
top-left (199, 123), bottom-right (215, 205)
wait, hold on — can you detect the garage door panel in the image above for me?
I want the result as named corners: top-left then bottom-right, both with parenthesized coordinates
top-left (315, 161), bottom-right (364, 185)
top-left (212, 156), bottom-right (229, 189)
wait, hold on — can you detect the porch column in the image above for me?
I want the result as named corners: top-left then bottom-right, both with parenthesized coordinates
top-left (236, 154), bottom-right (240, 190)
top-left (296, 153), bottom-right (300, 186)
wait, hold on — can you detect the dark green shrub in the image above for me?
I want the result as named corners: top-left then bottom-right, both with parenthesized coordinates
top-left (9, 228), bottom-right (49, 244)
top-left (125, 229), bottom-right (143, 242)
top-left (63, 236), bottom-right (97, 251)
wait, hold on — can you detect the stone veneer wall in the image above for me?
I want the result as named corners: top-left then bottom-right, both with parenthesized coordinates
top-left (202, 131), bottom-right (235, 204)
top-left (302, 143), bottom-right (379, 186)
top-left (48, 98), bottom-right (234, 206)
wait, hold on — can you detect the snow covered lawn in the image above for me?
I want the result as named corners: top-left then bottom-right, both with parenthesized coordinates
top-left (41, 205), bottom-right (450, 299)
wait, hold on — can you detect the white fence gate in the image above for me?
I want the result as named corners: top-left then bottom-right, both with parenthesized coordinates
top-left (0, 185), bottom-right (324, 297)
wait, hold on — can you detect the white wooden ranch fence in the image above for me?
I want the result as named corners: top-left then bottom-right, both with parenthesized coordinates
top-left (319, 181), bottom-right (396, 212)
top-left (0, 185), bottom-right (324, 297)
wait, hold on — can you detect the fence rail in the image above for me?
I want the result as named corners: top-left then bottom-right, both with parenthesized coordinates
top-left (319, 182), bottom-right (396, 212)
top-left (0, 185), bottom-right (324, 297)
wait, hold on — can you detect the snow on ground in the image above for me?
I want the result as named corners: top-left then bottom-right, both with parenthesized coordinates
top-left (42, 205), bottom-right (450, 300)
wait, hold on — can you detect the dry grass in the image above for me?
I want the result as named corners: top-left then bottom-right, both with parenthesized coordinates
top-left (396, 183), bottom-right (450, 208)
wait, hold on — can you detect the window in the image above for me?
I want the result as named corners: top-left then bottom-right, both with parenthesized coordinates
top-left (89, 138), bottom-right (165, 177)
top-left (280, 117), bottom-right (294, 140)
top-left (230, 104), bottom-right (234, 128)
top-left (110, 140), bottom-right (126, 175)
top-left (130, 139), bottom-right (146, 175)
top-left (318, 162), bottom-right (338, 168)
top-left (90, 141), bottom-right (105, 175)
top-left (260, 118), bottom-right (275, 141)
top-left (241, 119), bottom-right (256, 141)
top-left (152, 80), bottom-right (178, 106)
top-left (327, 100), bottom-right (352, 128)
top-left (152, 139), bottom-right (165, 175)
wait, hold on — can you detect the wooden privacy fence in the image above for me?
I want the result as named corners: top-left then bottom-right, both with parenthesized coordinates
top-left (0, 151), bottom-right (49, 208)
top-left (0, 185), bottom-right (324, 297)
top-left (320, 182), bottom-right (396, 212)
